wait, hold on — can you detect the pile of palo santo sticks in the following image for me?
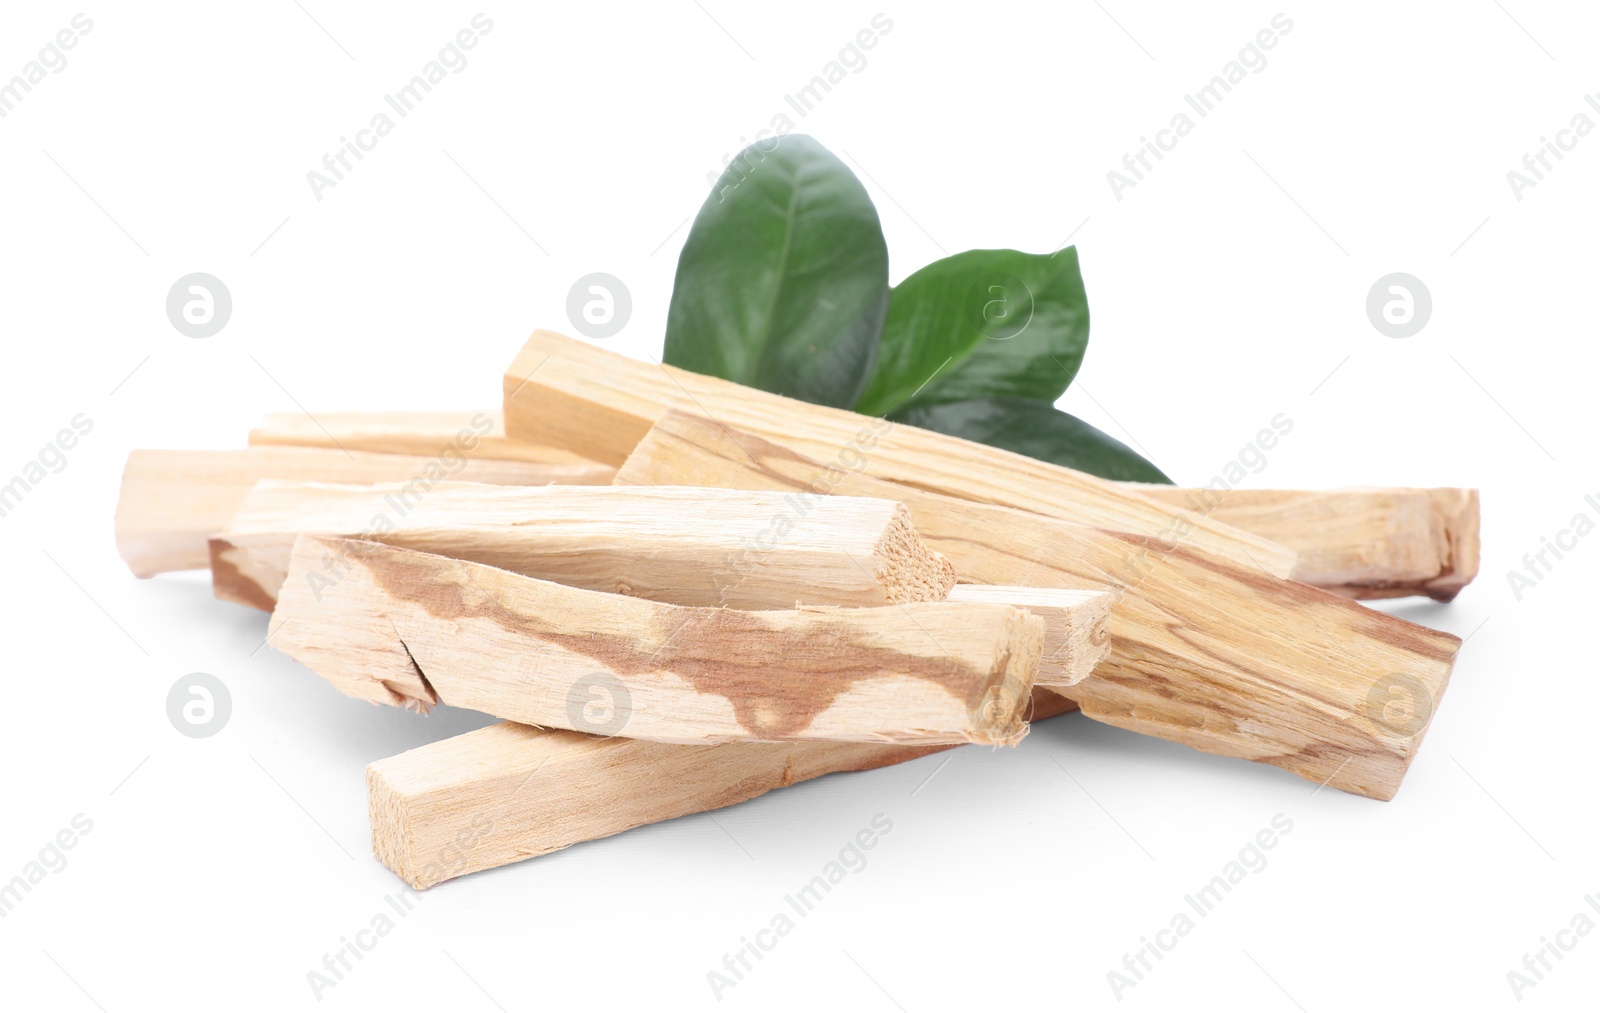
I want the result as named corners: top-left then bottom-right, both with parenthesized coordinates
top-left (115, 330), bottom-right (1478, 888)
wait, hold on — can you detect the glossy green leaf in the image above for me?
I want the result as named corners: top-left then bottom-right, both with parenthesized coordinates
top-left (891, 397), bottom-right (1170, 483)
top-left (855, 247), bottom-right (1090, 417)
top-left (663, 135), bottom-right (888, 408)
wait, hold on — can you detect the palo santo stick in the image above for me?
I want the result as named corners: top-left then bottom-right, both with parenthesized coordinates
top-left (500, 329), bottom-right (1296, 579)
top-left (271, 535), bottom-right (1042, 746)
top-left (370, 688), bottom-right (1080, 889)
top-left (614, 410), bottom-right (1463, 800)
top-left (211, 481), bottom-right (956, 611)
top-left (114, 447), bottom-right (610, 577)
top-left (1417, 488), bottom-right (1481, 602)
top-left (945, 585), bottom-right (1111, 687)
top-left (1117, 485), bottom-right (1481, 602)
top-left (249, 410), bottom-right (606, 468)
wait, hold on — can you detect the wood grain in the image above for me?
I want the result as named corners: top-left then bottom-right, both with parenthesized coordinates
top-left (945, 585), bottom-right (1111, 687)
top-left (249, 409), bottom-right (610, 470)
top-left (271, 535), bottom-right (1043, 746)
top-left (255, 401), bottom-right (1478, 600)
top-left (614, 410), bottom-right (1463, 800)
top-left (369, 688), bottom-right (1080, 888)
top-left (500, 329), bottom-right (1297, 578)
top-left (114, 447), bottom-right (605, 577)
top-left (211, 480), bottom-right (955, 610)
top-left (1120, 484), bottom-right (1481, 601)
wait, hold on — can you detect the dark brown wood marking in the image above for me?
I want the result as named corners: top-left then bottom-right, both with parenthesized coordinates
top-left (351, 542), bottom-right (1027, 740)
top-left (635, 411), bottom-right (1460, 794)
top-left (208, 539), bottom-right (278, 612)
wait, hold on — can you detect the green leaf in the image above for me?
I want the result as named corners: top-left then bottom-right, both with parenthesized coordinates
top-left (890, 397), bottom-right (1171, 483)
top-left (664, 135), bottom-right (889, 409)
top-left (855, 248), bottom-right (1090, 417)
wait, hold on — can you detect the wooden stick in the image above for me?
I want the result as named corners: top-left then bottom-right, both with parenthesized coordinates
top-left (271, 535), bottom-right (1044, 746)
top-left (945, 585), bottom-right (1111, 687)
top-left (249, 410), bottom-right (606, 468)
top-left (211, 480), bottom-right (956, 611)
top-left (614, 410), bottom-right (1463, 800)
top-left (500, 330), bottom-right (1297, 579)
top-left (1117, 485), bottom-right (1481, 602)
top-left (114, 447), bottom-right (611, 577)
top-left (1416, 488), bottom-right (1481, 602)
top-left (370, 688), bottom-right (1079, 889)
top-left (259, 402), bottom-right (1479, 602)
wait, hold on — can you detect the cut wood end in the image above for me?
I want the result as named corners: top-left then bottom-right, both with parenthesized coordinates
top-left (114, 450), bottom-right (205, 577)
top-left (872, 502), bottom-right (958, 603)
top-left (365, 724), bottom-right (618, 889)
top-left (946, 584), bottom-right (1113, 688)
top-left (1421, 488), bottom-right (1481, 602)
top-left (965, 606), bottom-right (1044, 746)
top-left (1309, 488), bottom-right (1480, 603)
top-left (269, 534), bottom-right (441, 710)
top-left (1119, 483), bottom-right (1482, 601)
top-left (366, 764), bottom-right (425, 888)
top-left (1367, 625), bottom-right (1461, 799)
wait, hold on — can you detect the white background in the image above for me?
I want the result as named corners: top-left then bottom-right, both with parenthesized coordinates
top-left (1, 2), bottom-right (1595, 1009)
